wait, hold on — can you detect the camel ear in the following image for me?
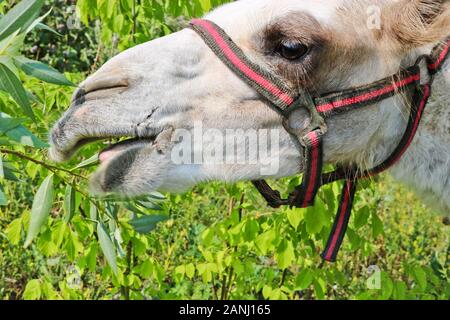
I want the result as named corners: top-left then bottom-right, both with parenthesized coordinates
top-left (385, 0), bottom-right (450, 48)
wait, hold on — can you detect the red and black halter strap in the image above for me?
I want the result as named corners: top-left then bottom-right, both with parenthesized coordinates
top-left (190, 19), bottom-right (449, 262)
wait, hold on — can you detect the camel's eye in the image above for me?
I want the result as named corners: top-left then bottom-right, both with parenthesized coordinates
top-left (277, 41), bottom-right (309, 60)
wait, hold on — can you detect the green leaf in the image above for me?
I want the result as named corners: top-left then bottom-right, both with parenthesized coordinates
top-left (413, 267), bottom-right (427, 291)
top-left (354, 206), bottom-right (370, 229)
top-left (89, 203), bottom-right (98, 221)
top-left (77, 0), bottom-right (97, 24)
top-left (371, 212), bottom-right (384, 238)
top-left (98, 0), bottom-right (117, 19)
top-left (346, 228), bottom-right (361, 249)
top-left (268, 288), bottom-right (282, 300)
top-left (27, 87), bottom-right (43, 104)
top-left (199, 0), bottom-right (212, 12)
top-left (5, 127), bottom-right (46, 147)
top-left (305, 207), bottom-right (325, 235)
top-left (14, 56), bottom-right (74, 86)
top-left (262, 285), bottom-right (272, 299)
top-left (275, 239), bottom-right (295, 269)
top-left (0, 63), bottom-right (34, 120)
top-left (97, 221), bottom-right (118, 275)
top-left (25, 8), bottom-right (52, 34)
top-left (123, 202), bottom-right (148, 216)
top-left (430, 255), bottom-right (446, 280)
top-left (286, 208), bottom-right (302, 230)
top-left (63, 185), bottom-right (76, 223)
top-left (313, 279), bottom-right (326, 300)
top-left (0, 113), bottom-right (47, 148)
top-left (41, 281), bottom-right (59, 300)
top-left (85, 242), bottom-right (98, 272)
top-left (24, 174), bottom-right (54, 248)
top-left (201, 228), bottom-right (214, 246)
top-left (243, 219), bottom-right (259, 242)
top-left (136, 200), bottom-right (163, 211)
top-left (0, 116), bottom-right (24, 134)
top-left (0, 159), bottom-right (19, 181)
top-left (136, 259), bottom-right (153, 278)
top-left (322, 185), bottom-right (336, 213)
top-left (0, 0), bottom-right (44, 41)
top-left (51, 221), bottom-right (66, 248)
top-left (295, 269), bottom-right (314, 290)
top-left (0, 185), bottom-right (7, 205)
top-left (255, 229), bottom-right (276, 255)
top-left (34, 22), bottom-right (61, 36)
top-left (112, 14), bottom-right (124, 33)
top-left (22, 279), bottom-right (41, 300)
top-left (185, 263), bottom-right (195, 279)
top-left (73, 153), bottom-right (98, 169)
top-left (64, 229), bottom-right (82, 261)
top-left (380, 272), bottom-right (394, 299)
top-left (393, 281), bottom-right (407, 300)
top-left (147, 192), bottom-right (166, 200)
top-left (174, 265), bottom-right (185, 276)
top-left (0, 30), bottom-right (24, 58)
top-left (129, 215), bottom-right (168, 234)
top-left (5, 217), bottom-right (22, 244)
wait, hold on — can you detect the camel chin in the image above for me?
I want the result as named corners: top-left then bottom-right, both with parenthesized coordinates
top-left (89, 141), bottom-right (172, 197)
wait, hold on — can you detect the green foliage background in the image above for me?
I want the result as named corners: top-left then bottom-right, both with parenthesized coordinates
top-left (0, 0), bottom-right (448, 300)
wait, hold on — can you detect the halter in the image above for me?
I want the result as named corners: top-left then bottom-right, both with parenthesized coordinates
top-left (189, 19), bottom-right (450, 262)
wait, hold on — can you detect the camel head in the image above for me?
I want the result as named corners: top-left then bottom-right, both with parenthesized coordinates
top-left (49, 0), bottom-right (450, 197)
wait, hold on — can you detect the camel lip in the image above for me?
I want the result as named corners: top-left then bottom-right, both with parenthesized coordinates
top-left (49, 129), bottom-right (162, 163)
top-left (98, 137), bottom-right (156, 164)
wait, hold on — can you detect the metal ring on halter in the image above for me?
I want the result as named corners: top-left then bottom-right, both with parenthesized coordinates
top-left (281, 91), bottom-right (328, 147)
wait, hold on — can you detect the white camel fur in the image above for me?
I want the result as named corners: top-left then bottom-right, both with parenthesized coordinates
top-left (49, 0), bottom-right (450, 215)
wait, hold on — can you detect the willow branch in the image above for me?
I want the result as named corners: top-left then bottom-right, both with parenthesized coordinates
top-left (0, 148), bottom-right (87, 180)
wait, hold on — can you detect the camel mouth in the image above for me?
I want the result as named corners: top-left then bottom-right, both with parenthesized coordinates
top-left (98, 138), bottom-right (154, 164)
top-left (88, 127), bottom-right (175, 196)
top-left (49, 129), bottom-right (162, 164)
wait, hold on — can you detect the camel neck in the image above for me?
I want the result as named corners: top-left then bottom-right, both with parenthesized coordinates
top-left (390, 58), bottom-right (450, 215)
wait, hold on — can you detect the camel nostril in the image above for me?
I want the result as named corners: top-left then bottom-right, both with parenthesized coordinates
top-left (71, 87), bottom-right (86, 106)
top-left (82, 69), bottom-right (129, 96)
top-left (69, 68), bottom-right (129, 105)
top-left (50, 124), bottom-right (65, 147)
top-left (72, 87), bottom-right (85, 101)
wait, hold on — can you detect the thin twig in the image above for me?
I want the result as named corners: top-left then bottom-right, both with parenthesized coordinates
top-left (227, 197), bottom-right (235, 216)
top-left (225, 270), bottom-right (235, 300)
top-left (121, 243), bottom-right (133, 300)
top-left (280, 269), bottom-right (287, 287)
top-left (90, 42), bottom-right (104, 73)
top-left (211, 278), bottom-right (219, 300)
top-left (220, 274), bottom-right (227, 300)
top-left (0, 148), bottom-right (87, 180)
top-left (238, 194), bottom-right (245, 222)
top-left (132, 0), bottom-right (137, 42)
